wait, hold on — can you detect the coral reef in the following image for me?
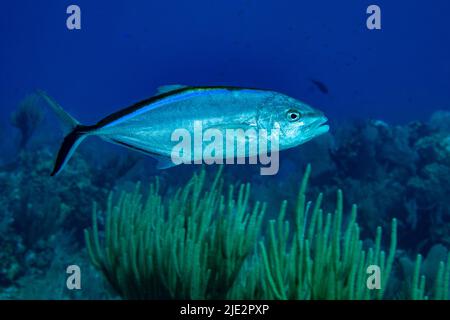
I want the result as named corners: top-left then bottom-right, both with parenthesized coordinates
top-left (0, 148), bottom-right (108, 292)
top-left (85, 166), bottom-right (450, 300)
top-left (253, 165), bottom-right (396, 299)
top-left (268, 111), bottom-right (450, 254)
top-left (10, 95), bottom-right (43, 151)
top-left (1, 96), bottom-right (449, 300)
top-left (408, 252), bottom-right (450, 300)
top-left (85, 168), bottom-right (265, 299)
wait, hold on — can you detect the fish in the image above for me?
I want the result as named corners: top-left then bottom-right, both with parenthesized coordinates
top-left (39, 85), bottom-right (329, 176)
top-left (310, 79), bottom-right (329, 94)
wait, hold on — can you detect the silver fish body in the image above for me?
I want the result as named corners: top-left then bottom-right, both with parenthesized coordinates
top-left (39, 86), bottom-right (329, 175)
top-left (97, 87), bottom-right (270, 157)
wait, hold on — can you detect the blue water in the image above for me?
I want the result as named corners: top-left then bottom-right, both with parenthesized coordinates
top-left (1, 0), bottom-right (450, 300)
top-left (1, 0), bottom-right (449, 126)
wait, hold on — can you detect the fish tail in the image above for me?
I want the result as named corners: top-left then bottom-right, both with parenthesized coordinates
top-left (37, 90), bottom-right (80, 132)
top-left (37, 90), bottom-right (92, 176)
top-left (50, 126), bottom-right (91, 176)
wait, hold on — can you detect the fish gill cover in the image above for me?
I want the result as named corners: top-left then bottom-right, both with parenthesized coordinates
top-left (0, 0), bottom-right (449, 303)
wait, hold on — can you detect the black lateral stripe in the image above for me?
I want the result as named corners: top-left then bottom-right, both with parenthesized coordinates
top-left (51, 125), bottom-right (90, 176)
top-left (94, 86), bottom-right (268, 129)
top-left (95, 87), bottom-right (190, 128)
top-left (110, 139), bottom-right (162, 157)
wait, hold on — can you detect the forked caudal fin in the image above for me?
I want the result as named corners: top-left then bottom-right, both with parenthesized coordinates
top-left (37, 90), bottom-right (91, 176)
top-left (37, 90), bottom-right (80, 132)
top-left (49, 126), bottom-right (90, 176)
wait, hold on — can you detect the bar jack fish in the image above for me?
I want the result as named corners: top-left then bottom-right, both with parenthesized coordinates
top-left (39, 85), bottom-right (329, 176)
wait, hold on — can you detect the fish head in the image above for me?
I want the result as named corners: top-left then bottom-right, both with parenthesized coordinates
top-left (259, 94), bottom-right (329, 149)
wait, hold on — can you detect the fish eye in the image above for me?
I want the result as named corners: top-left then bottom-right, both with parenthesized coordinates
top-left (286, 109), bottom-right (300, 122)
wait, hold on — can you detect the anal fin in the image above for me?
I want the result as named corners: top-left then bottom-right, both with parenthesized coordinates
top-left (108, 138), bottom-right (179, 170)
top-left (152, 154), bottom-right (178, 169)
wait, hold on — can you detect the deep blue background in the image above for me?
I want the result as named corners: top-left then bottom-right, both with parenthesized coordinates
top-left (1, 0), bottom-right (449, 128)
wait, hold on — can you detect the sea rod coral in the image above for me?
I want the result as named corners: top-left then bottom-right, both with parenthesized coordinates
top-left (85, 167), bottom-right (265, 299)
top-left (230, 164), bottom-right (396, 300)
top-left (85, 165), bottom-right (450, 300)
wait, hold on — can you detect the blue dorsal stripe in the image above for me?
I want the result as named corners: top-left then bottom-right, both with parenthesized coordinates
top-left (98, 87), bottom-right (251, 129)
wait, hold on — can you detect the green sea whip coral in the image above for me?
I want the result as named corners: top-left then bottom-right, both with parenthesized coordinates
top-left (245, 164), bottom-right (397, 299)
top-left (409, 252), bottom-right (450, 300)
top-left (85, 165), bottom-right (449, 300)
top-left (85, 168), bottom-right (265, 299)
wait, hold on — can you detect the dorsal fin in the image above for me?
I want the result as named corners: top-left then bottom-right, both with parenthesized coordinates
top-left (155, 84), bottom-right (188, 95)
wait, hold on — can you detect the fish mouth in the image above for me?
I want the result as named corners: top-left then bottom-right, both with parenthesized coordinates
top-left (311, 116), bottom-right (329, 136)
